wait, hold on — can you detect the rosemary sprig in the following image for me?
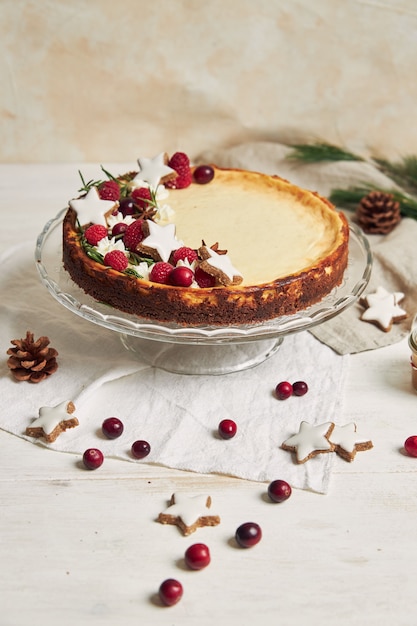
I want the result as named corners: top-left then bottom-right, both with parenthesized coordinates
top-left (287, 142), bottom-right (364, 163)
top-left (77, 170), bottom-right (105, 194)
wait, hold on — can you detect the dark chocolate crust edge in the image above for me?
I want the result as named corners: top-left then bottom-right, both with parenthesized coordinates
top-left (62, 208), bottom-right (349, 327)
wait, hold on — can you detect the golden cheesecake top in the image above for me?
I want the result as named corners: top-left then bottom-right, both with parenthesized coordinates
top-left (167, 167), bottom-right (346, 286)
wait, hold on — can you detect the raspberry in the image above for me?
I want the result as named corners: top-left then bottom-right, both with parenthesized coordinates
top-left (84, 224), bottom-right (108, 245)
top-left (172, 246), bottom-right (198, 265)
top-left (149, 262), bottom-right (174, 284)
top-left (131, 187), bottom-right (152, 209)
top-left (194, 265), bottom-right (216, 288)
top-left (123, 219), bottom-right (144, 251)
top-left (169, 151), bottom-right (190, 168)
top-left (98, 180), bottom-right (120, 201)
top-left (166, 165), bottom-right (192, 189)
top-left (103, 250), bottom-right (128, 272)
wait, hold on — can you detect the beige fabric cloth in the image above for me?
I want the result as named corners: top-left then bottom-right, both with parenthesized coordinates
top-left (198, 142), bottom-right (417, 354)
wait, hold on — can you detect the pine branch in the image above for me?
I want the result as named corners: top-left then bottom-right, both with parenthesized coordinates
top-left (287, 142), bottom-right (364, 163)
top-left (373, 156), bottom-right (417, 195)
top-left (330, 186), bottom-right (417, 220)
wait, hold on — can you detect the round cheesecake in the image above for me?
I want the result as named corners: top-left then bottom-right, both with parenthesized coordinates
top-left (62, 164), bottom-right (349, 326)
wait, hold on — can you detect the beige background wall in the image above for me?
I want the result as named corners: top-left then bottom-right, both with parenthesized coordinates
top-left (1, 0), bottom-right (417, 164)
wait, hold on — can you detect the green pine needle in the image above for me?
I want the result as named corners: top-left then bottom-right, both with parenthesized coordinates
top-left (374, 156), bottom-right (417, 195)
top-left (329, 186), bottom-right (417, 220)
top-left (287, 142), bottom-right (364, 163)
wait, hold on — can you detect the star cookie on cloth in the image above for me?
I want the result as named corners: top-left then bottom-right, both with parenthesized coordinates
top-left (69, 187), bottom-right (118, 226)
top-left (157, 493), bottom-right (220, 536)
top-left (329, 423), bottom-right (373, 462)
top-left (281, 421), bottom-right (335, 464)
top-left (25, 400), bottom-right (79, 443)
top-left (360, 286), bottom-right (407, 332)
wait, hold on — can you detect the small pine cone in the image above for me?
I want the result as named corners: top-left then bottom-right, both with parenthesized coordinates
top-left (7, 331), bottom-right (58, 383)
top-left (356, 191), bottom-right (401, 234)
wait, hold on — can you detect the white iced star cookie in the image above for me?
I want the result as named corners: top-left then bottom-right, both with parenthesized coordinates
top-left (133, 153), bottom-right (176, 190)
top-left (157, 493), bottom-right (220, 536)
top-left (69, 187), bottom-right (118, 226)
top-left (329, 423), bottom-right (373, 462)
top-left (281, 421), bottom-right (335, 464)
top-left (360, 286), bottom-right (407, 332)
top-left (137, 220), bottom-right (183, 262)
top-left (199, 245), bottom-right (243, 286)
top-left (25, 400), bottom-right (79, 443)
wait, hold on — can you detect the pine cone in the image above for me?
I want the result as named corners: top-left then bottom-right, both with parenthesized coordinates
top-left (7, 331), bottom-right (58, 383)
top-left (356, 191), bottom-right (401, 234)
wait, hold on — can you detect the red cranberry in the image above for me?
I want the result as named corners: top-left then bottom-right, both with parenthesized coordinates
top-left (158, 578), bottom-right (183, 606)
top-left (169, 266), bottom-right (194, 287)
top-left (267, 479), bottom-right (292, 503)
top-left (119, 197), bottom-right (136, 216)
top-left (193, 165), bottom-right (215, 184)
top-left (82, 448), bottom-right (104, 470)
top-left (102, 417), bottom-right (124, 439)
top-left (275, 381), bottom-right (293, 400)
top-left (218, 419), bottom-right (237, 439)
top-left (293, 380), bottom-right (308, 396)
top-left (112, 222), bottom-right (127, 237)
top-left (131, 440), bottom-right (151, 459)
top-left (184, 543), bottom-right (211, 570)
top-left (235, 522), bottom-right (262, 548)
top-left (404, 436), bottom-right (417, 457)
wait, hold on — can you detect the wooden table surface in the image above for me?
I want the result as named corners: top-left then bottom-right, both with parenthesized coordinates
top-left (1, 165), bottom-right (417, 626)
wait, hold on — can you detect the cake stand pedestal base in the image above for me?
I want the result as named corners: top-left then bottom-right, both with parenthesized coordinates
top-left (119, 335), bottom-right (283, 375)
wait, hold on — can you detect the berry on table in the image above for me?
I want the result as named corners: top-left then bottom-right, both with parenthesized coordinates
top-left (293, 380), bottom-right (308, 396)
top-left (158, 578), bottom-right (183, 606)
top-left (83, 448), bottom-right (104, 470)
top-left (131, 440), bottom-right (151, 459)
top-left (184, 543), bottom-right (211, 570)
top-left (102, 417), bottom-right (124, 439)
top-left (235, 522), bottom-right (262, 548)
top-left (275, 381), bottom-right (293, 400)
top-left (169, 266), bottom-right (194, 287)
top-left (404, 436), bottom-right (417, 457)
top-left (193, 165), bottom-right (215, 185)
top-left (218, 419), bottom-right (237, 439)
top-left (84, 224), bottom-right (108, 246)
top-left (103, 250), bottom-right (129, 272)
top-left (267, 479), bottom-right (292, 503)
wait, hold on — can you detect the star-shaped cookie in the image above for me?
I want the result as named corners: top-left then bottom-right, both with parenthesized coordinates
top-left (133, 153), bottom-right (176, 190)
top-left (137, 221), bottom-right (183, 262)
top-left (281, 421), bottom-right (335, 464)
top-left (360, 286), bottom-right (407, 332)
top-left (157, 493), bottom-right (220, 535)
top-left (330, 423), bottom-right (373, 461)
top-left (69, 187), bottom-right (117, 226)
top-left (199, 245), bottom-right (243, 286)
top-left (26, 400), bottom-right (79, 443)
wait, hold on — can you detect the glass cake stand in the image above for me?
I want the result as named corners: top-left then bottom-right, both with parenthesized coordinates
top-left (35, 210), bottom-right (372, 375)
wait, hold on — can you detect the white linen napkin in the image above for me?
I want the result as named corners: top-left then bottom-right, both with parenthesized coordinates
top-left (0, 241), bottom-right (349, 493)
